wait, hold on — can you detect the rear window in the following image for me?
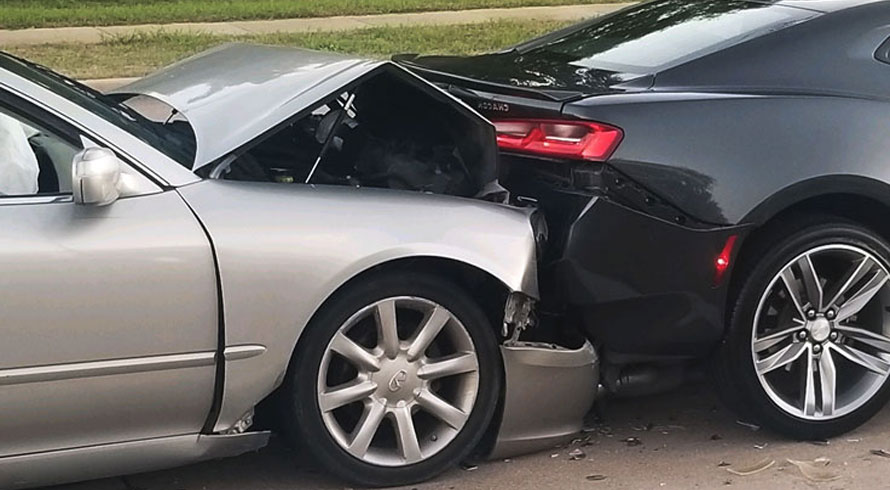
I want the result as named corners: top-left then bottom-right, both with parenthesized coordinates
top-left (518, 0), bottom-right (817, 75)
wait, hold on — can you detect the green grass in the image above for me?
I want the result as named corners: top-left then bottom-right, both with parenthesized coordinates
top-left (7, 20), bottom-right (569, 80)
top-left (1, 0), bottom-right (625, 30)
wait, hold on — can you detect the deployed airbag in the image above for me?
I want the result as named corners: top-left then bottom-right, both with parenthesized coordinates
top-left (0, 112), bottom-right (39, 196)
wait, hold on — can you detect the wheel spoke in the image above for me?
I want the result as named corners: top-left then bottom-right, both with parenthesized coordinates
top-left (417, 389), bottom-right (469, 429)
top-left (797, 254), bottom-right (824, 311)
top-left (803, 346), bottom-right (817, 417)
top-left (825, 257), bottom-right (873, 310)
top-left (417, 352), bottom-right (478, 381)
top-left (347, 402), bottom-right (386, 458)
top-left (836, 325), bottom-right (890, 354)
top-left (330, 332), bottom-right (381, 372)
top-left (756, 341), bottom-right (807, 375)
top-left (836, 268), bottom-right (888, 322)
top-left (780, 268), bottom-right (807, 319)
top-left (320, 379), bottom-right (377, 412)
top-left (830, 342), bottom-right (890, 376)
top-left (392, 406), bottom-right (423, 463)
top-left (406, 306), bottom-right (451, 361)
top-left (753, 325), bottom-right (803, 353)
top-left (375, 300), bottom-right (400, 359)
top-left (819, 349), bottom-right (837, 417)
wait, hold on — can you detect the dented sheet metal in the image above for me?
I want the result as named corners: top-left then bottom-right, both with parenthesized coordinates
top-left (113, 44), bottom-right (497, 178)
top-left (114, 45), bottom-right (379, 169)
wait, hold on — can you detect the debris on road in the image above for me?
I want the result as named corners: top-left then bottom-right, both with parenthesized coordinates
top-left (809, 439), bottom-right (830, 446)
top-left (583, 422), bottom-right (615, 439)
top-left (736, 420), bottom-right (761, 431)
top-left (569, 448), bottom-right (587, 461)
top-left (787, 458), bottom-right (841, 482)
top-left (870, 449), bottom-right (890, 458)
top-left (725, 458), bottom-right (775, 476)
top-left (586, 474), bottom-right (607, 482)
top-left (711, 434), bottom-right (723, 441)
top-left (460, 463), bottom-right (478, 472)
top-left (754, 443), bottom-right (768, 450)
top-left (624, 437), bottom-right (643, 447)
top-left (717, 461), bottom-right (731, 467)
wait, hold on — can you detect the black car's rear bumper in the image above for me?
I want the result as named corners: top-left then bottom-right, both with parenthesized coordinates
top-left (545, 194), bottom-right (750, 362)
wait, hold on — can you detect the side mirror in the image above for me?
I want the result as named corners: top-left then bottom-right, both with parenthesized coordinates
top-left (72, 147), bottom-right (122, 206)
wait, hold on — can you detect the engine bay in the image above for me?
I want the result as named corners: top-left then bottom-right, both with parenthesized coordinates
top-left (201, 70), bottom-right (504, 201)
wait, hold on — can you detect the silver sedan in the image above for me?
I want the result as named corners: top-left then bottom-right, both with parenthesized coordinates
top-left (0, 45), bottom-right (597, 488)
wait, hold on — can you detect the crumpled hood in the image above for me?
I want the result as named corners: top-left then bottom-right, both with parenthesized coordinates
top-left (112, 43), bottom-right (382, 170)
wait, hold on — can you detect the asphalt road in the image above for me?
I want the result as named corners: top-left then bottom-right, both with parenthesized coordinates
top-left (50, 382), bottom-right (890, 490)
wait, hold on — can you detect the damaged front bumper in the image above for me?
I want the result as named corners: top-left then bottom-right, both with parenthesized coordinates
top-left (491, 340), bottom-right (599, 459)
top-left (488, 293), bottom-right (600, 459)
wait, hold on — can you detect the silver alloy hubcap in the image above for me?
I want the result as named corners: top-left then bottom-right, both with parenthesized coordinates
top-left (318, 297), bottom-right (479, 467)
top-left (752, 244), bottom-right (890, 420)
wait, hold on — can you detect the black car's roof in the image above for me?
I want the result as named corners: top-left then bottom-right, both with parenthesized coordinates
top-left (401, 0), bottom-right (890, 100)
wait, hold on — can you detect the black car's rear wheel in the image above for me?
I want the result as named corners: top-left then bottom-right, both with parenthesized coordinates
top-left (284, 271), bottom-right (500, 487)
top-left (717, 219), bottom-right (890, 439)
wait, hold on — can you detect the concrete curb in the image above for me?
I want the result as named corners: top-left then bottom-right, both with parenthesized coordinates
top-left (0, 3), bottom-right (631, 47)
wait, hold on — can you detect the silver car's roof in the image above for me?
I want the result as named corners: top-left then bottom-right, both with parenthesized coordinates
top-left (113, 44), bottom-right (383, 170)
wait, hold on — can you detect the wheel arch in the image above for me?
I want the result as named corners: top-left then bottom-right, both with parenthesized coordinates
top-left (727, 180), bottom-right (890, 332)
top-left (300, 256), bottom-right (515, 341)
top-left (740, 175), bottom-right (890, 228)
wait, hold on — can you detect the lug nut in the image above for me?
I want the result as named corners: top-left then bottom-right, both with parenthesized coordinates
top-left (830, 332), bottom-right (839, 341)
top-left (826, 309), bottom-right (836, 320)
top-left (798, 331), bottom-right (808, 340)
top-left (807, 309), bottom-right (817, 319)
top-left (813, 344), bottom-right (822, 353)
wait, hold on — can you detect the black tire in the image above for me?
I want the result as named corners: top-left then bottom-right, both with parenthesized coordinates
top-left (715, 217), bottom-right (890, 439)
top-left (283, 271), bottom-right (501, 487)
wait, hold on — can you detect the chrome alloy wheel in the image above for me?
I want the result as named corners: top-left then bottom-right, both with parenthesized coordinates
top-left (317, 297), bottom-right (479, 467)
top-left (753, 244), bottom-right (890, 420)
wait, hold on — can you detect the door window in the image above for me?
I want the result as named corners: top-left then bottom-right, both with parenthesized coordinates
top-left (0, 106), bottom-right (81, 197)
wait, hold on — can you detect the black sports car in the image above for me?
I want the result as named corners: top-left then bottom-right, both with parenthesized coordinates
top-left (397, 0), bottom-right (890, 439)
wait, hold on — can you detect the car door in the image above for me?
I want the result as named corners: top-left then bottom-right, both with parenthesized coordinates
top-left (0, 93), bottom-right (219, 457)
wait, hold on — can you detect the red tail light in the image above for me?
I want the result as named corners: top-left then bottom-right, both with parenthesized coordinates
top-left (493, 119), bottom-right (623, 162)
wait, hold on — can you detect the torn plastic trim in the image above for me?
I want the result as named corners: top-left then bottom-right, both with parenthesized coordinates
top-left (502, 291), bottom-right (536, 341)
top-left (489, 340), bottom-right (599, 459)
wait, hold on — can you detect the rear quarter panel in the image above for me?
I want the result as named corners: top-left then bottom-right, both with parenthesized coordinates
top-left (566, 93), bottom-right (890, 225)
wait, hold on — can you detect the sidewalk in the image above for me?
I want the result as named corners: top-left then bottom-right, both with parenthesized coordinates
top-left (0, 3), bottom-right (630, 47)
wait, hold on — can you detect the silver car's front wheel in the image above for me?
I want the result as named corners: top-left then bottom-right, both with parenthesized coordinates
top-left (287, 272), bottom-right (500, 487)
top-left (717, 220), bottom-right (890, 440)
top-left (318, 297), bottom-right (479, 467)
